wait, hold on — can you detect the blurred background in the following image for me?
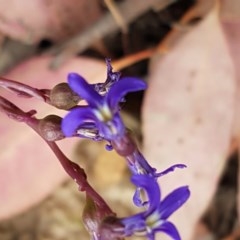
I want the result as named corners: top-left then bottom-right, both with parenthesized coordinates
top-left (0, 0), bottom-right (239, 239)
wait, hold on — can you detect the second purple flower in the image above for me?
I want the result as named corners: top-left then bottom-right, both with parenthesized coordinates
top-left (61, 72), bottom-right (146, 141)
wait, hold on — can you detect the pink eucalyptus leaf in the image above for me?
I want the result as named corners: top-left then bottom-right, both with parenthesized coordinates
top-left (219, 0), bottom-right (240, 141)
top-left (0, 0), bottom-right (102, 43)
top-left (143, 8), bottom-right (235, 240)
top-left (219, 0), bottom-right (240, 222)
top-left (0, 56), bottom-right (106, 220)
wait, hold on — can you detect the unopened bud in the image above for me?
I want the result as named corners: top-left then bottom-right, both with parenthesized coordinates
top-left (99, 216), bottom-right (125, 240)
top-left (111, 132), bottom-right (136, 156)
top-left (82, 195), bottom-right (116, 239)
top-left (38, 115), bottom-right (64, 141)
top-left (82, 195), bottom-right (100, 236)
top-left (50, 83), bottom-right (80, 110)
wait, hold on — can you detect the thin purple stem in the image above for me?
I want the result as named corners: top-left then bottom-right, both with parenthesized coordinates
top-left (0, 95), bottom-right (37, 122)
top-left (46, 141), bottom-right (112, 213)
top-left (0, 76), bottom-right (50, 103)
top-left (26, 118), bottom-right (113, 214)
top-left (0, 95), bottom-right (113, 214)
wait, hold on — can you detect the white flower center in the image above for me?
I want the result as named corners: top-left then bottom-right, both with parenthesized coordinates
top-left (94, 104), bottom-right (112, 122)
top-left (146, 211), bottom-right (162, 230)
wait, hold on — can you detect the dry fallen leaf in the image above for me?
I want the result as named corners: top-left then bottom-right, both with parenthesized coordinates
top-left (3, 3), bottom-right (240, 239)
top-left (143, 5), bottom-right (236, 240)
top-left (0, 0), bottom-right (102, 44)
top-left (0, 56), bottom-right (106, 220)
top-left (219, 0), bottom-right (240, 224)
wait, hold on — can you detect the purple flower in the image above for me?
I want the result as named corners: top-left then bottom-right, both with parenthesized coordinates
top-left (61, 72), bottom-right (146, 141)
top-left (125, 150), bottom-right (187, 207)
top-left (101, 175), bottom-right (190, 240)
top-left (127, 150), bottom-right (186, 178)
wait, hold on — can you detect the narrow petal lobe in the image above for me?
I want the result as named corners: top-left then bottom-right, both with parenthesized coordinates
top-left (159, 186), bottom-right (190, 220)
top-left (107, 77), bottom-right (147, 110)
top-left (68, 73), bottom-right (103, 107)
top-left (155, 221), bottom-right (181, 240)
top-left (131, 175), bottom-right (160, 214)
top-left (61, 107), bottom-right (95, 137)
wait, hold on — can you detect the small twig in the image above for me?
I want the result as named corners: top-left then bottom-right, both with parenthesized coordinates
top-left (112, 47), bottom-right (156, 71)
top-left (48, 0), bottom-right (175, 69)
top-left (104, 0), bottom-right (128, 33)
top-left (0, 39), bottom-right (37, 75)
top-left (106, 0), bottom-right (215, 71)
top-left (157, 0), bottom-right (215, 53)
top-left (104, 0), bottom-right (130, 55)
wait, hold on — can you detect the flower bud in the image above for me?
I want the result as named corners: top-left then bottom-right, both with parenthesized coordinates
top-left (50, 83), bottom-right (80, 110)
top-left (99, 216), bottom-right (125, 240)
top-left (82, 195), bottom-right (115, 239)
top-left (82, 195), bottom-right (100, 237)
top-left (38, 115), bottom-right (65, 141)
top-left (111, 132), bottom-right (136, 156)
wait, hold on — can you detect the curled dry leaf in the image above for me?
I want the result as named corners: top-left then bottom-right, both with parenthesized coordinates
top-left (0, 56), bottom-right (106, 220)
top-left (0, 0), bottom-right (102, 44)
top-left (143, 7), bottom-right (236, 240)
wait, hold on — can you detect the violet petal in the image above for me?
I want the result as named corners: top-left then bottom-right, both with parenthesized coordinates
top-left (159, 186), bottom-right (190, 220)
top-left (131, 175), bottom-right (160, 215)
top-left (107, 77), bottom-right (147, 110)
top-left (61, 106), bottom-right (95, 137)
top-left (155, 221), bottom-right (181, 240)
top-left (68, 73), bottom-right (103, 107)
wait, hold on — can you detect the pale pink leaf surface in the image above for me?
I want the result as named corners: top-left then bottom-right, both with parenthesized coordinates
top-left (143, 9), bottom-right (235, 240)
top-left (0, 0), bottom-right (102, 43)
top-left (0, 56), bottom-right (106, 220)
top-left (219, 0), bottom-right (240, 141)
top-left (219, 0), bottom-right (240, 221)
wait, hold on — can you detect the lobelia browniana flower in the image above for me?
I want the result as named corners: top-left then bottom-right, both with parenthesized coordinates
top-left (60, 60), bottom-right (190, 240)
top-left (0, 58), bottom-right (190, 240)
top-left (61, 67), bottom-right (146, 142)
top-left (100, 174), bottom-right (190, 240)
top-left (111, 144), bottom-right (186, 208)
